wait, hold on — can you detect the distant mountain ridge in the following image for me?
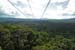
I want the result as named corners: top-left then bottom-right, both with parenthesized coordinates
top-left (0, 18), bottom-right (75, 23)
top-left (0, 18), bottom-right (75, 32)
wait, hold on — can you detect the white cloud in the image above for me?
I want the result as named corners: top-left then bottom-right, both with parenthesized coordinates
top-left (51, 0), bottom-right (66, 3)
top-left (0, 0), bottom-right (75, 19)
top-left (0, 0), bottom-right (17, 15)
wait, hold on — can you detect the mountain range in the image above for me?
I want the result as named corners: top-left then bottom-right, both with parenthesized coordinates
top-left (0, 18), bottom-right (75, 32)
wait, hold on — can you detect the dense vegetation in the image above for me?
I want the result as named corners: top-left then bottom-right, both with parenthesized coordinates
top-left (0, 19), bottom-right (75, 50)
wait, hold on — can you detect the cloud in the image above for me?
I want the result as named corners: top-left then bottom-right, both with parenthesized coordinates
top-left (0, 0), bottom-right (75, 19)
top-left (10, 0), bottom-right (28, 8)
top-left (0, 8), bottom-right (16, 18)
top-left (62, 12), bottom-right (75, 16)
top-left (48, 0), bottom-right (69, 9)
top-left (0, 0), bottom-right (18, 15)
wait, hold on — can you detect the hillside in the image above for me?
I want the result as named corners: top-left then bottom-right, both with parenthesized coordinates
top-left (0, 18), bottom-right (75, 32)
top-left (0, 18), bottom-right (75, 50)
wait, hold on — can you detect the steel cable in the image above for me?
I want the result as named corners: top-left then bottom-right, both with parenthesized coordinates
top-left (27, 0), bottom-right (35, 17)
top-left (8, 0), bottom-right (35, 17)
top-left (8, 0), bottom-right (29, 17)
top-left (8, 0), bottom-right (51, 19)
top-left (41, 0), bottom-right (51, 18)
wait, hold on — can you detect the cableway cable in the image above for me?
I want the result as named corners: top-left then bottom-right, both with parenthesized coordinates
top-left (41, 0), bottom-right (51, 18)
top-left (27, 0), bottom-right (35, 17)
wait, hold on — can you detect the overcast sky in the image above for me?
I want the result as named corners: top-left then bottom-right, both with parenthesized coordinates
top-left (0, 0), bottom-right (75, 19)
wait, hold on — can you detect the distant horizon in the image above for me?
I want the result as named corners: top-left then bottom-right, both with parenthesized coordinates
top-left (0, 16), bottom-right (75, 20)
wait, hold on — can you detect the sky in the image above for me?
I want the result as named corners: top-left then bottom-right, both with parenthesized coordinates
top-left (0, 0), bottom-right (75, 19)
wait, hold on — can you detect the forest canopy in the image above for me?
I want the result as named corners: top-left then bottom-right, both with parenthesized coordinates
top-left (0, 23), bottom-right (75, 50)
